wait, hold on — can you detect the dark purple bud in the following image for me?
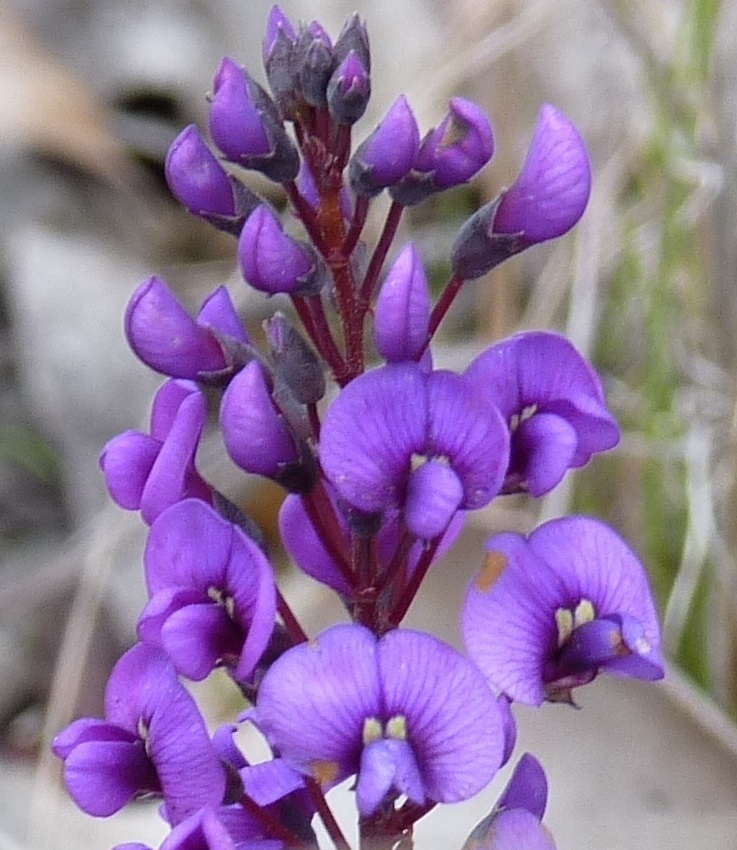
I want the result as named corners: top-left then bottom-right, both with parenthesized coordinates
top-left (350, 96), bottom-right (420, 196)
top-left (238, 205), bottom-right (323, 295)
top-left (327, 51), bottom-right (370, 125)
top-left (266, 312), bottom-right (325, 405)
top-left (262, 7), bottom-right (302, 120)
top-left (374, 243), bottom-right (430, 362)
top-left (333, 13), bottom-right (371, 73)
top-left (209, 58), bottom-right (299, 183)
top-left (450, 195), bottom-right (526, 279)
top-left (263, 5), bottom-right (296, 66)
top-left (493, 104), bottom-right (591, 243)
top-left (295, 21), bottom-right (334, 107)
top-left (220, 360), bottom-right (299, 479)
top-left (165, 125), bottom-right (235, 218)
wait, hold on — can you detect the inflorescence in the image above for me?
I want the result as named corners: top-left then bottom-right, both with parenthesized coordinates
top-left (53, 7), bottom-right (663, 850)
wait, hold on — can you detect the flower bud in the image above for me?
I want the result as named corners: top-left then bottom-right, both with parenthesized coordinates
top-left (327, 50), bottom-right (371, 125)
top-left (238, 205), bottom-right (323, 295)
top-left (493, 104), bottom-right (591, 243)
top-left (296, 21), bottom-right (334, 107)
top-left (391, 98), bottom-right (493, 205)
top-left (209, 57), bottom-right (299, 183)
top-left (165, 125), bottom-right (235, 218)
top-left (263, 6), bottom-right (301, 119)
top-left (374, 243), bottom-right (430, 362)
top-left (266, 312), bottom-right (325, 405)
top-left (125, 276), bottom-right (227, 378)
top-left (220, 360), bottom-right (300, 480)
top-left (349, 96), bottom-right (420, 196)
top-left (450, 105), bottom-right (590, 280)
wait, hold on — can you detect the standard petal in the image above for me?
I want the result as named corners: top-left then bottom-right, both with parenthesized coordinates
top-left (145, 500), bottom-right (232, 595)
top-left (255, 624), bottom-right (382, 781)
top-left (483, 808), bottom-right (557, 850)
top-left (378, 629), bottom-right (504, 803)
top-left (527, 517), bottom-right (661, 654)
top-left (462, 534), bottom-right (566, 705)
top-left (320, 364), bottom-right (428, 513)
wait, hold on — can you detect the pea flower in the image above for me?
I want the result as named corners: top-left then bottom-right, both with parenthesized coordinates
top-left (349, 96), bottom-right (420, 197)
top-left (209, 57), bottom-right (299, 183)
top-left (451, 104), bottom-right (590, 279)
top-left (252, 624), bottom-right (505, 816)
top-left (138, 498), bottom-right (276, 682)
top-left (319, 363), bottom-right (509, 539)
top-left (125, 277), bottom-right (252, 381)
top-left (462, 516), bottom-right (664, 706)
top-left (238, 205), bottom-right (323, 295)
top-left (392, 98), bottom-right (494, 205)
top-left (465, 331), bottom-right (620, 496)
top-left (51, 643), bottom-right (226, 822)
top-left (100, 379), bottom-right (211, 525)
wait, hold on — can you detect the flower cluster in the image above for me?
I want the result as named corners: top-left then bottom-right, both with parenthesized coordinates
top-left (53, 7), bottom-right (663, 850)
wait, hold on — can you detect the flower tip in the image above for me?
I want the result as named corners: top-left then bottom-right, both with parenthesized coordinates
top-left (494, 104), bottom-right (591, 243)
top-left (263, 5), bottom-right (296, 62)
top-left (164, 125), bottom-right (235, 218)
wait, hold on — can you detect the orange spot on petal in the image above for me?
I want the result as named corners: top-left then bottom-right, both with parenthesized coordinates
top-left (311, 760), bottom-right (339, 786)
top-left (475, 551), bottom-right (508, 593)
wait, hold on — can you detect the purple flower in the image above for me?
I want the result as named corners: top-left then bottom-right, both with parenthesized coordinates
top-left (493, 104), bottom-right (591, 244)
top-left (462, 754), bottom-right (555, 850)
top-left (279, 489), bottom-right (464, 596)
top-left (373, 243), bottom-right (430, 363)
top-left (462, 516), bottom-right (664, 706)
top-left (238, 205), bottom-right (322, 295)
top-left (165, 125), bottom-right (236, 218)
top-left (350, 96), bottom-right (420, 197)
top-left (465, 332), bottom-right (620, 496)
top-left (253, 624), bottom-right (505, 816)
top-left (125, 277), bottom-right (250, 381)
top-left (220, 360), bottom-right (301, 481)
top-left (138, 499), bottom-right (276, 682)
top-left (209, 58), bottom-right (299, 183)
top-left (52, 644), bottom-right (226, 822)
top-left (320, 363), bottom-right (509, 539)
top-left (392, 98), bottom-right (493, 205)
top-left (100, 380), bottom-right (210, 524)
top-left (450, 105), bottom-right (590, 280)
top-left (417, 98), bottom-right (494, 188)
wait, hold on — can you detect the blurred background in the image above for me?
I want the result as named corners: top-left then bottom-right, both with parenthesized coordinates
top-left (1, 0), bottom-right (737, 847)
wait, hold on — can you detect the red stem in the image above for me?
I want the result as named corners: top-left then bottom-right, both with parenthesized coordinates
top-left (426, 273), bottom-right (465, 341)
top-left (388, 536), bottom-right (442, 627)
top-left (277, 589), bottom-right (309, 644)
top-left (359, 201), bottom-right (405, 306)
top-left (239, 794), bottom-right (311, 848)
top-left (306, 777), bottom-right (352, 850)
top-left (342, 194), bottom-right (370, 256)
